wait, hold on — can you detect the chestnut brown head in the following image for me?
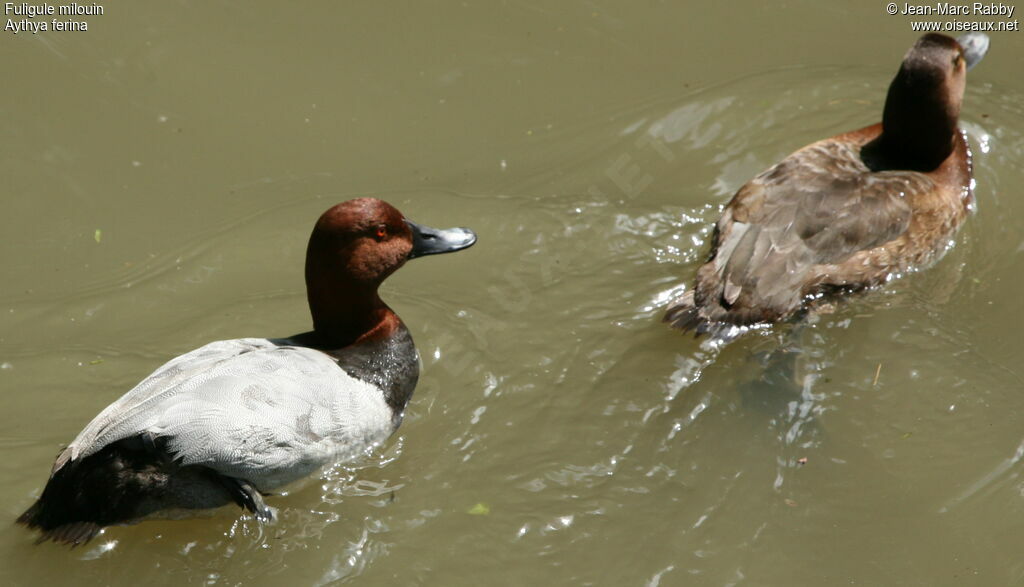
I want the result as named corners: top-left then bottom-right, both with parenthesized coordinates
top-left (304, 198), bottom-right (476, 343)
top-left (307, 198), bottom-right (416, 286)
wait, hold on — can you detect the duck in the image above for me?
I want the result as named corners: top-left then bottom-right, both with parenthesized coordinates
top-left (664, 32), bottom-right (990, 340)
top-left (17, 198), bottom-right (477, 545)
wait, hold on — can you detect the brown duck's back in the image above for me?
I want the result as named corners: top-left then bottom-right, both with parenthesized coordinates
top-left (665, 123), bottom-right (973, 336)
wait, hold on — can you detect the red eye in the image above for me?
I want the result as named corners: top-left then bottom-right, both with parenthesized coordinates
top-left (375, 227), bottom-right (387, 240)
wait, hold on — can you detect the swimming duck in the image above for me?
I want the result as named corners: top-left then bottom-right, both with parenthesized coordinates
top-left (17, 198), bottom-right (476, 545)
top-left (664, 33), bottom-right (990, 339)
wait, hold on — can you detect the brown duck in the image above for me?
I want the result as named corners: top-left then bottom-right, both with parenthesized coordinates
top-left (665, 33), bottom-right (990, 339)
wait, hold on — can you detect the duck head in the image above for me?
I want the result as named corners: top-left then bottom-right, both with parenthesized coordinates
top-left (304, 198), bottom-right (476, 346)
top-left (866, 32), bottom-right (989, 171)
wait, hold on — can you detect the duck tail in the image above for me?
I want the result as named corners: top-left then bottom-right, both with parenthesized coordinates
top-left (663, 290), bottom-right (707, 333)
top-left (16, 439), bottom-right (159, 547)
top-left (16, 468), bottom-right (105, 546)
top-left (663, 290), bottom-right (750, 343)
top-left (18, 438), bottom-right (271, 546)
top-left (16, 501), bottom-right (102, 546)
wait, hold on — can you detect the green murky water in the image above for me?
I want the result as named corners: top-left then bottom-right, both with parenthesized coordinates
top-left (3, 2), bottom-right (1024, 585)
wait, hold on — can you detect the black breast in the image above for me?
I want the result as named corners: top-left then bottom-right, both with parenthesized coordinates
top-left (329, 325), bottom-right (420, 418)
top-left (278, 325), bottom-right (420, 425)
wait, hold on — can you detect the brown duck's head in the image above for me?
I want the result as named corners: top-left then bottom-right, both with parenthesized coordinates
top-left (869, 33), bottom-right (989, 172)
top-left (304, 198), bottom-right (476, 345)
top-left (897, 33), bottom-right (987, 111)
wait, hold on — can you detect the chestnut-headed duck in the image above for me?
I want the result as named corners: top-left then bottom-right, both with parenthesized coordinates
top-left (18, 198), bottom-right (476, 545)
top-left (665, 33), bottom-right (990, 340)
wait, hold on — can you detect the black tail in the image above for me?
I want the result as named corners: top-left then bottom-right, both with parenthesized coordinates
top-left (18, 437), bottom-right (272, 546)
top-left (16, 439), bottom-right (169, 546)
top-left (16, 501), bottom-right (102, 546)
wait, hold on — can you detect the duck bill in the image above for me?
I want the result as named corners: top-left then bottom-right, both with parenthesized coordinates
top-left (406, 219), bottom-right (477, 259)
top-left (957, 32), bottom-right (989, 70)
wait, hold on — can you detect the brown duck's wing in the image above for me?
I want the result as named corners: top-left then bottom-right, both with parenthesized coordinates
top-left (669, 139), bottom-right (926, 333)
